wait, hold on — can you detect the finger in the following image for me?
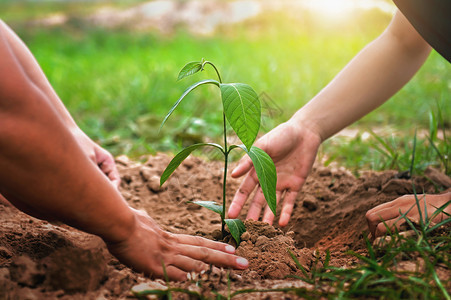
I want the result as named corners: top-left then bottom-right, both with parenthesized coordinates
top-left (247, 187), bottom-right (267, 222)
top-left (231, 155), bottom-right (253, 178)
top-left (262, 190), bottom-right (281, 224)
top-left (366, 207), bottom-right (401, 237)
top-left (174, 244), bottom-right (248, 270)
top-left (375, 217), bottom-right (406, 238)
top-left (172, 233), bottom-right (236, 254)
top-left (228, 173), bottom-right (259, 219)
top-left (160, 265), bottom-right (189, 281)
top-left (138, 262), bottom-right (187, 281)
top-left (279, 190), bottom-right (298, 227)
top-left (366, 201), bottom-right (395, 216)
top-left (366, 195), bottom-right (414, 216)
top-left (96, 148), bottom-right (121, 188)
top-left (170, 253), bottom-right (210, 273)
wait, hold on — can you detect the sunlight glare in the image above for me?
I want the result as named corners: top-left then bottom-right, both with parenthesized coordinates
top-left (301, 0), bottom-right (395, 22)
top-left (304, 0), bottom-right (358, 21)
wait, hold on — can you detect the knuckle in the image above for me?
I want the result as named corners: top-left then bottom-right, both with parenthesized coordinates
top-left (365, 211), bottom-right (382, 223)
top-left (191, 235), bottom-right (205, 247)
top-left (365, 210), bottom-right (374, 220)
top-left (252, 201), bottom-right (263, 210)
top-left (238, 187), bottom-right (251, 195)
top-left (193, 260), bottom-right (208, 272)
top-left (199, 247), bottom-right (210, 261)
top-left (376, 222), bottom-right (387, 233)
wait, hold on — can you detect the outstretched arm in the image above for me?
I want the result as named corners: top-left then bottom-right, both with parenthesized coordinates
top-left (0, 21), bottom-right (247, 280)
top-left (0, 20), bottom-right (120, 187)
top-left (229, 10), bottom-right (432, 227)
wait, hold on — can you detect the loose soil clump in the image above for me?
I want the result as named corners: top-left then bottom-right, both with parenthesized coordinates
top-left (1, 153), bottom-right (449, 299)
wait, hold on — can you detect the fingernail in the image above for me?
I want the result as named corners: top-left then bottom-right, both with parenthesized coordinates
top-left (225, 245), bottom-right (235, 254)
top-left (236, 257), bottom-right (249, 268)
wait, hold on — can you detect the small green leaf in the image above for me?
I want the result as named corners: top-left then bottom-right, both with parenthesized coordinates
top-left (189, 200), bottom-right (223, 215)
top-left (239, 145), bottom-right (277, 215)
top-left (225, 219), bottom-right (246, 245)
top-left (160, 79), bottom-right (220, 130)
top-left (220, 83), bottom-right (261, 150)
top-left (160, 143), bottom-right (224, 185)
top-left (177, 61), bottom-right (203, 81)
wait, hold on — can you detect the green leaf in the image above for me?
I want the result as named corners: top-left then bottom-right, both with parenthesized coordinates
top-left (160, 143), bottom-right (224, 185)
top-left (220, 83), bottom-right (261, 149)
top-left (225, 219), bottom-right (246, 245)
top-left (177, 61), bottom-right (203, 81)
top-left (239, 145), bottom-right (277, 215)
top-left (160, 79), bottom-right (220, 130)
top-left (189, 200), bottom-right (223, 215)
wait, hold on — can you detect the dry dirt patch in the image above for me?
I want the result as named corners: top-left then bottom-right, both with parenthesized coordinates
top-left (0, 153), bottom-right (449, 299)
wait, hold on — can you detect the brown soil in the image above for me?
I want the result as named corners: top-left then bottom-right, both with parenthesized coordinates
top-left (1, 153), bottom-right (450, 299)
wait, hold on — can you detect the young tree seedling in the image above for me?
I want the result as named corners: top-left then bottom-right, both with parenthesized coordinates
top-left (160, 59), bottom-right (277, 244)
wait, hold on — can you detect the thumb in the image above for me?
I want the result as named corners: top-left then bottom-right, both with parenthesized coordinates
top-left (231, 155), bottom-right (253, 178)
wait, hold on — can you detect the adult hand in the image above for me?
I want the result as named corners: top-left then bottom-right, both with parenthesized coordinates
top-left (228, 120), bottom-right (322, 227)
top-left (366, 192), bottom-right (451, 238)
top-left (106, 208), bottom-right (249, 281)
top-left (71, 128), bottom-right (121, 189)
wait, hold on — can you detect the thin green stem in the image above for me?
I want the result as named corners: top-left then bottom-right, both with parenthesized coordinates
top-left (203, 61), bottom-right (222, 84)
top-left (222, 112), bottom-right (228, 236)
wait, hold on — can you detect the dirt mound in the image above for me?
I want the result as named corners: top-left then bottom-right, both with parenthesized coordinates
top-left (0, 153), bottom-right (449, 299)
top-left (236, 220), bottom-right (313, 279)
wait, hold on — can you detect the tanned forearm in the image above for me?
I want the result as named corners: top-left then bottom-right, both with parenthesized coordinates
top-left (292, 11), bottom-right (431, 141)
top-left (0, 20), bottom-right (78, 129)
top-left (0, 22), bottom-right (134, 244)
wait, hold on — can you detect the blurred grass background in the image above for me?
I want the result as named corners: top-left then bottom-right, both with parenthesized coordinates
top-left (1, 0), bottom-right (449, 175)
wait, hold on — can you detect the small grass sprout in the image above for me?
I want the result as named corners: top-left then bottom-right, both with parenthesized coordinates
top-left (159, 59), bottom-right (277, 244)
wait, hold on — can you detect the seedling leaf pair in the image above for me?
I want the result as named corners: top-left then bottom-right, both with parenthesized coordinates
top-left (160, 60), bottom-right (277, 244)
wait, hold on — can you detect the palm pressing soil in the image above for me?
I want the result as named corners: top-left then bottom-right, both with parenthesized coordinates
top-left (1, 153), bottom-right (450, 299)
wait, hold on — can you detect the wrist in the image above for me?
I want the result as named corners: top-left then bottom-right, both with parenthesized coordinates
top-left (289, 110), bottom-right (325, 143)
top-left (99, 206), bottom-right (137, 244)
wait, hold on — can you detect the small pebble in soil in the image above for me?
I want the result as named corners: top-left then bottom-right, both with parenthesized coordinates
top-left (140, 166), bottom-right (154, 181)
top-left (147, 175), bottom-right (162, 193)
top-left (241, 231), bottom-right (250, 241)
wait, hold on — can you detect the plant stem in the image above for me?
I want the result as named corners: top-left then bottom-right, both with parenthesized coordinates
top-left (207, 60), bottom-right (227, 237)
top-left (204, 61), bottom-right (222, 84)
top-left (222, 112), bottom-right (228, 237)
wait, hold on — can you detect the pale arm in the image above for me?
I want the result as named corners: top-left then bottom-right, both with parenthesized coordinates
top-left (292, 10), bottom-right (431, 140)
top-left (230, 11), bottom-right (433, 227)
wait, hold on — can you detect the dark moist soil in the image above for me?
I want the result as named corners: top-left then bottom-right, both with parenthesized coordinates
top-left (1, 153), bottom-right (450, 299)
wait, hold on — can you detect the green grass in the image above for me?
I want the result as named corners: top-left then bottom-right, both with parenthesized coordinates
top-left (289, 193), bottom-right (451, 299)
top-left (0, 2), bottom-right (449, 173)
